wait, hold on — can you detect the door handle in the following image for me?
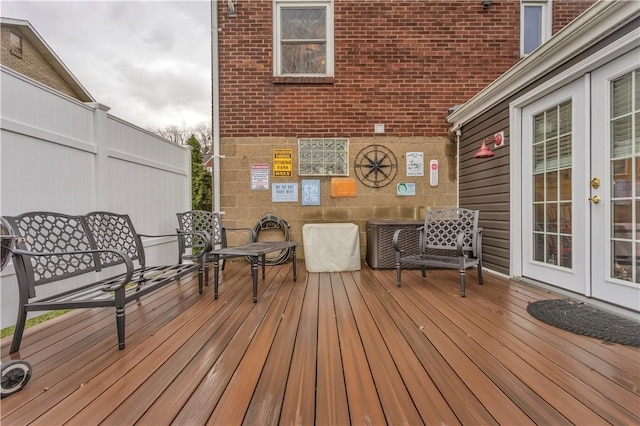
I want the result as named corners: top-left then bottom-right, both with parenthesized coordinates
top-left (588, 195), bottom-right (601, 204)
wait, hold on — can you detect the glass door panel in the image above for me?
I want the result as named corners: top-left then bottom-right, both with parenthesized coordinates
top-left (609, 70), bottom-right (639, 283)
top-left (591, 48), bottom-right (640, 311)
top-left (532, 101), bottom-right (572, 268)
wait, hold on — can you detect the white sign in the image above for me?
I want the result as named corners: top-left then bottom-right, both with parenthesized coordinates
top-left (406, 152), bottom-right (424, 176)
top-left (251, 164), bottom-right (270, 190)
top-left (272, 183), bottom-right (299, 202)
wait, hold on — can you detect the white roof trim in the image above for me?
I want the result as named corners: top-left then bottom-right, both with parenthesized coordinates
top-left (447, 0), bottom-right (639, 129)
top-left (0, 17), bottom-right (95, 102)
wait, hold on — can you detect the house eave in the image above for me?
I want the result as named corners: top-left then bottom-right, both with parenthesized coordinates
top-left (1, 17), bottom-right (96, 103)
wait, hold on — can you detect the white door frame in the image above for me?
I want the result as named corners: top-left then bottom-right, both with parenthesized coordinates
top-left (509, 29), bottom-right (640, 281)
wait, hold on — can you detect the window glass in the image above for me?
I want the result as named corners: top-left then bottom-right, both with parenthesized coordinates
top-left (521, 1), bottom-right (550, 56)
top-left (532, 100), bottom-right (572, 268)
top-left (275, 1), bottom-right (332, 77)
top-left (9, 31), bottom-right (23, 58)
top-left (609, 69), bottom-right (639, 282)
top-left (523, 5), bottom-right (542, 54)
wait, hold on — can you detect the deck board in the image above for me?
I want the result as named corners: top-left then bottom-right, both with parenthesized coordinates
top-left (315, 272), bottom-right (350, 426)
top-left (278, 266), bottom-right (318, 425)
top-left (1, 260), bottom-right (638, 425)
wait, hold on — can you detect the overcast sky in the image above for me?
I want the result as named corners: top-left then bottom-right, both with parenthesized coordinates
top-left (1, 0), bottom-right (212, 131)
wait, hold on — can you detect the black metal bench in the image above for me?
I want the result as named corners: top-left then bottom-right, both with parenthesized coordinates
top-left (2, 211), bottom-right (208, 354)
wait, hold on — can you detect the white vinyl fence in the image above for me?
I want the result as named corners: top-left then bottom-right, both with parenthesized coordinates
top-left (0, 67), bottom-right (193, 328)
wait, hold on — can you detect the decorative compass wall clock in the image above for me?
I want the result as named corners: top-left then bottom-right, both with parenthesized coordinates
top-left (353, 144), bottom-right (398, 188)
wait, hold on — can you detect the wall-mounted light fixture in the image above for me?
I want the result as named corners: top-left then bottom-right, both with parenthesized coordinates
top-left (227, 0), bottom-right (237, 17)
top-left (482, 0), bottom-right (490, 8)
top-left (474, 131), bottom-right (504, 159)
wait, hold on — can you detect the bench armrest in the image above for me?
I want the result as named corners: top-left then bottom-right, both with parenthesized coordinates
top-left (10, 247), bottom-right (135, 292)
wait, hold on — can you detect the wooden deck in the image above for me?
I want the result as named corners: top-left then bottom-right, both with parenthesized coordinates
top-left (1, 260), bottom-right (639, 425)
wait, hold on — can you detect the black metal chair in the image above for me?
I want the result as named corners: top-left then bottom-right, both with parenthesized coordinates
top-left (393, 208), bottom-right (484, 297)
top-left (176, 210), bottom-right (255, 284)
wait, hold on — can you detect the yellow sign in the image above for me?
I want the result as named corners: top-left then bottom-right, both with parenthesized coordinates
top-left (273, 149), bottom-right (293, 177)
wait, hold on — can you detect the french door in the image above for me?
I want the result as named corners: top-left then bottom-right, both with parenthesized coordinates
top-left (522, 78), bottom-right (589, 294)
top-left (521, 49), bottom-right (640, 312)
top-left (590, 51), bottom-right (640, 311)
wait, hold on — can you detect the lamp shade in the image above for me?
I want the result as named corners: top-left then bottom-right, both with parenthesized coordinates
top-left (474, 140), bottom-right (495, 158)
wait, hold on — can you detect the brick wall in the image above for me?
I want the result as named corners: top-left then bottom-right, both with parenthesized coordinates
top-left (0, 26), bottom-right (82, 100)
top-left (219, 0), bottom-right (525, 138)
top-left (552, 0), bottom-right (597, 34)
top-left (216, 0), bottom-right (595, 258)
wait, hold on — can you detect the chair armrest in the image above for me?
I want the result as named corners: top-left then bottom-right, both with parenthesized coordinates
top-left (10, 247), bottom-right (135, 292)
top-left (392, 227), bottom-right (423, 252)
top-left (221, 226), bottom-right (257, 244)
top-left (456, 227), bottom-right (483, 257)
top-left (474, 227), bottom-right (483, 258)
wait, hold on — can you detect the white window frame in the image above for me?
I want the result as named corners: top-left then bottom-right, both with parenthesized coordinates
top-left (521, 0), bottom-right (552, 56)
top-left (273, 0), bottom-right (334, 77)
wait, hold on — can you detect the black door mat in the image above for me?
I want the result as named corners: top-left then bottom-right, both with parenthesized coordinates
top-left (527, 299), bottom-right (640, 347)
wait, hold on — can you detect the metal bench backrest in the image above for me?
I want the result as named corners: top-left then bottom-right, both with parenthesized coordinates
top-left (85, 211), bottom-right (145, 269)
top-left (3, 212), bottom-right (99, 296)
top-left (423, 208), bottom-right (479, 253)
top-left (177, 210), bottom-right (225, 251)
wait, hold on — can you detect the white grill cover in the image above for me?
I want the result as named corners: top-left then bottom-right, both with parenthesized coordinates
top-left (303, 223), bottom-right (361, 272)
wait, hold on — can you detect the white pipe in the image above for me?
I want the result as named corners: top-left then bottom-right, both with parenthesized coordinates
top-left (211, 0), bottom-right (221, 213)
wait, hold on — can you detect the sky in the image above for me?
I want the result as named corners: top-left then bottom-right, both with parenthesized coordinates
top-left (1, 0), bottom-right (213, 131)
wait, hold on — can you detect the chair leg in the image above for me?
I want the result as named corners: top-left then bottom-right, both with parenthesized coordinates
top-left (10, 305), bottom-right (28, 354)
top-left (197, 263), bottom-right (204, 294)
top-left (116, 307), bottom-right (126, 349)
top-left (204, 260), bottom-right (209, 287)
top-left (396, 262), bottom-right (402, 287)
top-left (477, 261), bottom-right (484, 285)
top-left (420, 266), bottom-right (426, 278)
top-left (115, 290), bottom-right (126, 350)
top-left (459, 269), bottom-right (466, 297)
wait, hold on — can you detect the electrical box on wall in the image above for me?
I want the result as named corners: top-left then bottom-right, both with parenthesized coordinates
top-left (429, 160), bottom-right (438, 186)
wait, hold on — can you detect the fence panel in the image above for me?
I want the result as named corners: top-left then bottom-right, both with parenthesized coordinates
top-left (0, 68), bottom-right (192, 328)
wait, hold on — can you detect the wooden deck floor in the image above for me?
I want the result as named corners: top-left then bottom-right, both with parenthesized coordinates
top-left (1, 261), bottom-right (639, 425)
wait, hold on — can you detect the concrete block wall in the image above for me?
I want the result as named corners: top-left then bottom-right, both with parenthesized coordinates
top-left (220, 136), bottom-right (457, 259)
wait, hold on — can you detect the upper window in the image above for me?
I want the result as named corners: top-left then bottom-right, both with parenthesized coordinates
top-left (9, 31), bottom-right (23, 58)
top-left (274, 1), bottom-right (333, 77)
top-left (521, 0), bottom-right (552, 56)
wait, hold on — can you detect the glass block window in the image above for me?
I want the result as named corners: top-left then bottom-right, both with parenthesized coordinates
top-left (298, 138), bottom-right (348, 176)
